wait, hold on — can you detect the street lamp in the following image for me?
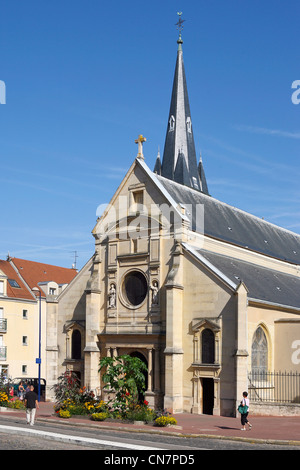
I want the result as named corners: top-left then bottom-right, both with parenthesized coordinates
top-left (32, 286), bottom-right (42, 402)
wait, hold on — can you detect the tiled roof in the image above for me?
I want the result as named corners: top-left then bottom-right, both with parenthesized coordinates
top-left (0, 260), bottom-right (34, 300)
top-left (10, 258), bottom-right (77, 298)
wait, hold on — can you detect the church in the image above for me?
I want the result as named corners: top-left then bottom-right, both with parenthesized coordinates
top-left (46, 23), bottom-right (300, 417)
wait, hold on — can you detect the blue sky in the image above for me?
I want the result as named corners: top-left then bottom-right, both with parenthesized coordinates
top-left (0, 0), bottom-right (299, 270)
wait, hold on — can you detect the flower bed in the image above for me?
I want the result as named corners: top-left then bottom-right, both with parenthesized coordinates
top-left (0, 391), bottom-right (25, 410)
top-left (52, 370), bottom-right (177, 427)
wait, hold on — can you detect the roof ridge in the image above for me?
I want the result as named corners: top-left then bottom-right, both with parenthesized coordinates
top-left (11, 257), bottom-right (77, 270)
top-left (157, 174), bottom-right (300, 241)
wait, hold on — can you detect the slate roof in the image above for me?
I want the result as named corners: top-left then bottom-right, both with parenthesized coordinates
top-left (188, 247), bottom-right (300, 311)
top-left (158, 37), bottom-right (209, 194)
top-left (157, 174), bottom-right (300, 265)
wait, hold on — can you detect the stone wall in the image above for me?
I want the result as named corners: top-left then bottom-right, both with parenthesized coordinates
top-left (251, 402), bottom-right (300, 416)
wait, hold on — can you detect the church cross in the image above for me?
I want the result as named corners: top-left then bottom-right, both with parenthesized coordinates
top-left (135, 134), bottom-right (146, 159)
top-left (176, 12), bottom-right (185, 35)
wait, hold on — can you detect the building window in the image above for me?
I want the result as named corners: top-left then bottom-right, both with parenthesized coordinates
top-left (49, 287), bottom-right (56, 295)
top-left (23, 310), bottom-right (28, 319)
top-left (22, 336), bottom-right (28, 346)
top-left (8, 279), bottom-right (20, 288)
top-left (22, 365), bottom-right (27, 374)
top-left (0, 281), bottom-right (4, 295)
top-left (133, 190), bottom-right (143, 206)
top-left (201, 329), bottom-right (215, 364)
top-left (123, 270), bottom-right (148, 306)
top-left (251, 326), bottom-right (268, 374)
top-left (72, 330), bottom-right (81, 360)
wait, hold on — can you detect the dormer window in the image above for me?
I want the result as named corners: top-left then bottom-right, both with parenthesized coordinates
top-left (0, 281), bottom-right (4, 295)
top-left (192, 176), bottom-right (199, 190)
top-left (186, 117), bottom-right (192, 133)
top-left (169, 115), bottom-right (175, 131)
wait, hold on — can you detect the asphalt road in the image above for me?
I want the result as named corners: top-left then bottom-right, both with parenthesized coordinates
top-left (0, 416), bottom-right (299, 452)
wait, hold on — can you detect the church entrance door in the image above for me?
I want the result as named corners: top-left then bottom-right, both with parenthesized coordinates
top-left (202, 378), bottom-right (214, 415)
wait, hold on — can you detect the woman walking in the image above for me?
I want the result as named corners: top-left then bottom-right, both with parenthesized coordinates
top-left (240, 391), bottom-right (252, 431)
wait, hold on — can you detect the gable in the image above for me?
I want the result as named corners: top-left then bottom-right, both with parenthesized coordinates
top-left (93, 157), bottom-right (188, 243)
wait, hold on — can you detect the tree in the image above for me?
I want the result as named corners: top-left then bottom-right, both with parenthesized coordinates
top-left (99, 354), bottom-right (147, 412)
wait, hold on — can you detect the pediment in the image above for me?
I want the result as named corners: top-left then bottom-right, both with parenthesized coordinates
top-left (192, 318), bottom-right (221, 333)
top-left (64, 320), bottom-right (85, 333)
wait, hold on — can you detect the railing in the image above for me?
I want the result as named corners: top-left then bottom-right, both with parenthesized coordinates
top-left (0, 319), bottom-right (7, 333)
top-left (248, 370), bottom-right (300, 404)
top-left (0, 346), bottom-right (7, 361)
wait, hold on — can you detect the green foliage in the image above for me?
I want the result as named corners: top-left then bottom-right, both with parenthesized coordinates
top-left (7, 399), bottom-right (25, 410)
top-left (52, 371), bottom-right (107, 416)
top-left (99, 354), bottom-right (147, 414)
top-left (52, 372), bottom-right (95, 406)
top-left (125, 401), bottom-right (156, 423)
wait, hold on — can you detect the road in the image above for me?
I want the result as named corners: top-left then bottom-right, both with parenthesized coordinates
top-left (0, 416), bottom-right (299, 453)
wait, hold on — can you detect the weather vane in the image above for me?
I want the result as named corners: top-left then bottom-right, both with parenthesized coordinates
top-left (175, 11), bottom-right (185, 37)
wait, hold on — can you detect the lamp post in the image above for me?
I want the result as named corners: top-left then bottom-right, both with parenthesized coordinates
top-left (32, 287), bottom-right (42, 402)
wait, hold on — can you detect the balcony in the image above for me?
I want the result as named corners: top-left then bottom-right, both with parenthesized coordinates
top-left (0, 346), bottom-right (7, 361)
top-left (0, 318), bottom-right (7, 333)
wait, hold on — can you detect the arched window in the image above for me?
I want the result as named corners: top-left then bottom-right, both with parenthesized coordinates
top-left (251, 326), bottom-right (268, 375)
top-left (72, 329), bottom-right (81, 360)
top-left (202, 329), bottom-right (215, 364)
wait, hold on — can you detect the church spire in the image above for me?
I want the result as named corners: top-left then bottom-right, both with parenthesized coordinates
top-left (159, 13), bottom-right (209, 195)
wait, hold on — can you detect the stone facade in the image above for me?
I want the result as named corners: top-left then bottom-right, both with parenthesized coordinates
top-left (46, 34), bottom-right (300, 416)
top-left (46, 156), bottom-right (300, 415)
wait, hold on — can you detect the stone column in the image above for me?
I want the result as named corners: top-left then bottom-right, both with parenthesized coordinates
top-left (235, 282), bottom-right (249, 415)
top-left (192, 375), bottom-right (200, 414)
top-left (147, 348), bottom-right (153, 392)
top-left (213, 378), bottom-right (220, 416)
top-left (45, 301), bottom-right (59, 401)
top-left (164, 242), bottom-right (184, 413)
top-left (154, 348), bottom-right (160, 392)
top-left (84, 252), bottom-right (102, 392)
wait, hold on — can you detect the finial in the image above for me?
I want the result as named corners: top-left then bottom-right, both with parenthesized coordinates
top-left (176, 12), bottom-right (185, 47)
top-left (135, 134), bottom-right (146, 159)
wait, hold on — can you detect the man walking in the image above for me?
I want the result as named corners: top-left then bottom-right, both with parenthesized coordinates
top-left (24, 384), bottom-right (39, 426)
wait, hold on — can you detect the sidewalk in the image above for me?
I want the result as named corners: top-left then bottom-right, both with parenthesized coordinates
top-left (1, 401), bottom-right (300, 447)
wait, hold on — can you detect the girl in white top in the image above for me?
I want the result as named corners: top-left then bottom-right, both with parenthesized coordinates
top-left (240, 391), bottom-right (252, 430)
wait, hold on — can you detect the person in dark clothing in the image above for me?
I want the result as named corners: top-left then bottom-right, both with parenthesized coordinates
top-left (24, 384), bottom-right (39, 426)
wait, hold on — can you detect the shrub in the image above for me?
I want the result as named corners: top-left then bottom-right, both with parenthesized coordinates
top-left (58, 409), bottom-right (71, 419)
top-left (99, 355), bottom-right (147, 414)
top-left (154, 416), bottom-right (177, 427)
top-left (8, 399), bottom-right (25, 409)
top-left (91, 412), bottom-right (109, 421)
top-left (125, 403), bottom-right (156, 423)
